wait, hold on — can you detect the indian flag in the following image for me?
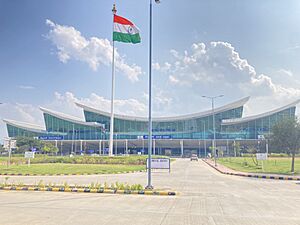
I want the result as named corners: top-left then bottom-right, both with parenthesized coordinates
top-left (113, 15), bottom-right (141, 44)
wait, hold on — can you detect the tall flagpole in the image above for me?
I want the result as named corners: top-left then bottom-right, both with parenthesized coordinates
top-left (146, 0), bottom-right (153, 189)
top-left (109, 4), bottom-right (117, 156)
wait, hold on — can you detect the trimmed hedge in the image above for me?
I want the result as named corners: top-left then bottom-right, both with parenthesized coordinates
top-left (1, 155), bottom-right (168, 165)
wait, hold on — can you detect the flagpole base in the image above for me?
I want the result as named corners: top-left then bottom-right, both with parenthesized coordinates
top-left (145, 185), bottom-right (154, 190)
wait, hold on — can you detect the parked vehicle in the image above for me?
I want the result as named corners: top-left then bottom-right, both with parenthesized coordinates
top-left (190, 154), bottom-right (198, 161)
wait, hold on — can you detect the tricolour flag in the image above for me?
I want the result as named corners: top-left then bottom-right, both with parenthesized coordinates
top-left (113, 15), bottom-right (141, 44)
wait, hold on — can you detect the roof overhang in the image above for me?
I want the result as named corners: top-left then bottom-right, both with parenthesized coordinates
top-left (39, 107), bottom-right (105, 128)
top-left (75, 96), bottom-right (250, 122)
top-left (3, 119), bottom-right (46, 134)
top-left (221, 99), bottom-right (300, 125)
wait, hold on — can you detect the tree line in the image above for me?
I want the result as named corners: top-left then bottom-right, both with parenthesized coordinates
top-left (7, 137), bottom-right (58, 155)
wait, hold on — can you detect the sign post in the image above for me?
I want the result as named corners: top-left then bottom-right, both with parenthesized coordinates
top-left (256, 153), bottom-right (267, 171)
top-left (25, 152), bottom-right (35, 167)
top-left (4, 138), bottom-right (16, 168)
top-left (146, 158), bottom-right (171, 173)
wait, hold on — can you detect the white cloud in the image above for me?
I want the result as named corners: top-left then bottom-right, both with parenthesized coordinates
top-left (153, 62), bottom-right (171, 72)
top-left (169, 75), bottom-right (180, 84)
top-left (46, 92), bottom-right (148, 118)
top-left (157, 41), bottom-right (300, 115)
top-left (0, 92), bottom-right (149, 141)
top-left (277, 69), bottom-right (293, 77)
top-left (152, 62), bottom-right (160, 71)
top-left (45, 19), bottom-right (142, 82)
top-left (0, 103), bottom-right (44, 140)
top-left (18, 85), bottom-right (35, 90)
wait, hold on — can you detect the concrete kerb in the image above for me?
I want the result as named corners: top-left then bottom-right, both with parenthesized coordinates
top-left (203, 159), bottom-right (300, 181)
top-left (0, 170), bottom-right (146, 177)
top-left (0, 186), bottom-right (177, 196)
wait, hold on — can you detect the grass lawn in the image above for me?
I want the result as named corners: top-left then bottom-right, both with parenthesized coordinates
top-left (0, 163), bottom-right (145, 175)
top-left (217, 157), bottom-right (300, 175)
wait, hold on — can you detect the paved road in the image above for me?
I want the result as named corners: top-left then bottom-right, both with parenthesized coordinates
top-left (1, 159), bottom-right (300, 225)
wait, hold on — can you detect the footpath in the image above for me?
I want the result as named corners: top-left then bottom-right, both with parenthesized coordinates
top-left (204, 159), bottom-right (300, 181)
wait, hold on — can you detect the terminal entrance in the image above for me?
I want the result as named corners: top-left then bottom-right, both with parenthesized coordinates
top-left (46, 139), bottom-right (264, 158)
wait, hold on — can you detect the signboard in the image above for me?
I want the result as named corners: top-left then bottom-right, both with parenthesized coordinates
top-left (146, 158), bottom-right (170, 172)
top-left (38, 136), bottom-right (64, 141)
top-left (258, 135), bottom-right (265, 140)
top-left (30, 147), bottom-right (37, 152)
top-left (3, 139), bottom-right (16, 150)
top-left (256, 153), bottom-right (267, 161)
top-left (143, 135), bottom-right (171, 140)
top-left (25, 151), bottom-right (35, 159)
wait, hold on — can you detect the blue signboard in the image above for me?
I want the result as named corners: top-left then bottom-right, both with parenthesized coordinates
top-left (143, 135), bottom-right (171, 140)
top-left (30, 147), bottom-right (37, 152)
top-left (38, 136), bottom-right (64, 141)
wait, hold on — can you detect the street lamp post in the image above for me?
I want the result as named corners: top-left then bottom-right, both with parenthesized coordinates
top-left (202, 95), bottom-right (224, 166)
top-left (202, 121), bottom-right (206, 158)
top-left (115, 133), bottom-right (118, 155)
top-left (71, 124), bottom-right (75, 155)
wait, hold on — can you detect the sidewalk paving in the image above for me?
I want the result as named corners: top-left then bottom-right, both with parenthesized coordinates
top-left (204, 158), bottom-right (300, 181)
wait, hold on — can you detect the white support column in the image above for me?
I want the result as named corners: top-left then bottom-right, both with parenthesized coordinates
top-left (180, 140), bottom-right (184, 157)
top-left (142, 139), bottom-right (145, 154)
top-left (266, 139), bottom-right (269, 155)
top-left (125, 139), bottom-right (128, 155)
top-left (234, 140), bottom-right (237, 157)
top-left (204, 139), bottom-right (207, 158)
top-left (99, 140), bottom-right (102, 155)
top-left (80, 140), bottom-right (83, 153)
top-left (153, 139), bottom-right (156, 155)
top-left (226, 139), bottom-right (229, 156)
top-left (55, 140), bottom-right (58, 155)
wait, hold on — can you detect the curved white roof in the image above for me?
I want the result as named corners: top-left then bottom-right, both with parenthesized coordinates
top-left (75, 97), bottom-right (250, 122)
top-left (40, 107), bottom-right (104, 128)
top-left (222, 99), bottom-right (300, 125)
top-left (3, 119), bottom-right (46, 133)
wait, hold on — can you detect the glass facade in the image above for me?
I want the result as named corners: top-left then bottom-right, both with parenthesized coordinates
top-left (6, 124), bottom-right (47, 138)
top-left (221, 107), bottom-right (295, 139)
top-left (84, 106), bottom-right (244, 140)
top-left (43, 113), bottom-right (104, 140)
top-left (5, 100), bottom-right (298, 141)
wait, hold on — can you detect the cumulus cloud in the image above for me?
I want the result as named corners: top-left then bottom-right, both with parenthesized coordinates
top-left (157, 41), bottom-right (300, 115)
top-left (45, 91), bottom-right (149, 119)
top-left (52, 92), bottom-right (148, 117)
top-left (45, 19), bottom-right (142, 82)
top-left (18, 85), bottom-right (35, 90)
top-left (0, 103), bottom-right (44, 140)
top-left (153, 62), bottom-right (171, 72)
top-left (0, 92), bottom-right (149, 140)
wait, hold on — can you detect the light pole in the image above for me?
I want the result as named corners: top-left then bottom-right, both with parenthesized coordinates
top-left (202, 95), bottom-right (224, 166)
top-left (115, 133), bottom-right (118, 155)
top-left (71, 124), bottom-right (75, 155)
top-left (146, 0), bottom-right (160, 190)
top-left (202, 121), bottom-right (206, 158)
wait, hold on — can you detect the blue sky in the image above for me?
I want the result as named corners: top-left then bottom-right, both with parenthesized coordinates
top-left (1, 0), bottom-right (300, 137)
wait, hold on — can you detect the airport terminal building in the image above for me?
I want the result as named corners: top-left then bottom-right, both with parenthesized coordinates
top-left (3, 97), bottom-right (300, 156)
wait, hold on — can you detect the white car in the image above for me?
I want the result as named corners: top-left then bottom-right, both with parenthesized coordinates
top-left (190, 154), bottom-right (198, 161)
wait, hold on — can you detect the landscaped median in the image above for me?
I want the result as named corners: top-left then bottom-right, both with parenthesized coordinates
top-left (203, 158), bottom-right (300, 181)
top-left (0, 183), bottom-right (177, 196)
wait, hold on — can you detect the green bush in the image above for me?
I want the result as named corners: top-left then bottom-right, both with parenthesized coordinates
top-left (0, 155), bottom-right (170, 166)
top-left (270, 153), bottom-right (289, 157)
